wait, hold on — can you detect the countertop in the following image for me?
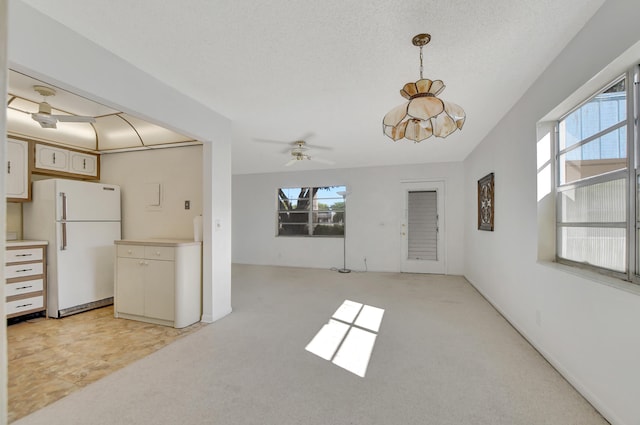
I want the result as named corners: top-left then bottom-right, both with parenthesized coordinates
top-left (115, 239), bottom-right (201, 247)
top-left (6, 240), bottom-right (49, 247)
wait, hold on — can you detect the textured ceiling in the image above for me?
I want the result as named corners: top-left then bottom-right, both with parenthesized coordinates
top-left (19, 0), bottom-right (605, 174)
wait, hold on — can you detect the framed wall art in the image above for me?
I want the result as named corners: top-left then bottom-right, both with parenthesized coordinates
top-left (478, 172), bottom-right (494, 231)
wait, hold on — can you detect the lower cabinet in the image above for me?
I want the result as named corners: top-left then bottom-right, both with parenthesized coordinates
top-left (114, 240), bottom-right (201, 328)
top-left (5, 241), bottom-right (48, 319)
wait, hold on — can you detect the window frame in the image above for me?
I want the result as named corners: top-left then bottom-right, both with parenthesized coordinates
top-left (554, 65), bottom-right (639, 283)
top-left (276, 186), bottom-right (346, 238)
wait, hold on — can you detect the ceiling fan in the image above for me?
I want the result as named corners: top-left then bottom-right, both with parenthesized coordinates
top-left (31, 85), bottom-right (96, 129)
top-left (285, 141), bottom-right (334, 167)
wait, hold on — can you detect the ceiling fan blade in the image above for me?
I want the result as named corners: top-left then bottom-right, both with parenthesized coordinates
top-left (285, 158), bottom-right (298, 167)
top-left (311, 157), bottom-right (335, 165)
top-left (54, 115), bottom-right (96, 123)
top-left (298, 132), bottom-right (315, 142)
top-left (304, 142), bottom-right (332, 151)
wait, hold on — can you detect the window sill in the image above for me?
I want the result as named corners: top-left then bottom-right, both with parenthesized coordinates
top-left (537, 260), bottom-right (640, 296)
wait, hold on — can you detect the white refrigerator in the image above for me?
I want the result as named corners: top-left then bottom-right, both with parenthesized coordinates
top-left (23, 179), bottom-right (121, 318)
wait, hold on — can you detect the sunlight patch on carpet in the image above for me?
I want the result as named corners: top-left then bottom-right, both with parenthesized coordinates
top-left (305, 300), bottom-right (384, 377)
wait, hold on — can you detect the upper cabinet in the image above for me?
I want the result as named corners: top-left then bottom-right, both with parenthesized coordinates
top-left (6, 138), bottom-right (31, 201)
top-left (70, 151), bottom-right (98, 177)
top-left (4, 139), bottom-right (100, 202)
top-left (34, 142), bottom-right (99, 180)
top-left (35, 143), bottom-right (68, 172)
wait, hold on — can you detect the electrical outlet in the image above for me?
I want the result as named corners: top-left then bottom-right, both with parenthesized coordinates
top-left (185, 200), bottom-right (190, 210)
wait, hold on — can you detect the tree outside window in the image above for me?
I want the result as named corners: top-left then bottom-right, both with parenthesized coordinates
top-left (277, 186), bottom-right (346, 236)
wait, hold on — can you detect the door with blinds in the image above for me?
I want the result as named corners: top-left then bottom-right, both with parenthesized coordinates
top-left (401, 181), bottom-right (445, 274)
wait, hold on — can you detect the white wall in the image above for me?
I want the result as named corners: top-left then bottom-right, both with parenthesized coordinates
top-left (463, 1), bottom-right (640, 424)
top-left (0, 1), bottom-right (8, 423)
top-left (99, 146), bottom-right (203, 240)
top-left (233, 162), bottom-right (465, 274)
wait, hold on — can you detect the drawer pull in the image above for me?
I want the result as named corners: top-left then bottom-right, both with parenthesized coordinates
top-left (16, 268), bottom-right (33, 273)
top-left (16, 285), bottom-right (33, 290)
top-left (16, 303), bottom-right (33, 308)
top-left (155, 251), bottom-right (161, 256)
top-left (15, 253), bottom-right (33, 257)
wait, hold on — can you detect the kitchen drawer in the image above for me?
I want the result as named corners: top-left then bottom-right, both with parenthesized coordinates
top-left (6, 296), bottom-right (44, 315)
top-left (6, 248), bottom-right (43, 263)
top-left (117, 244), bottom-right (145, 259)
top-left (6, 279), bottom-right (44, 297)
top-left (144, 246), bottom-right (175, 261)
top-left (6, 262), bottom-right (44, 279)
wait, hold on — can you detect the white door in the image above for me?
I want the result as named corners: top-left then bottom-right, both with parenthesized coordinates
top-left (69, 152), bottom-right (98, 177)
top-left (144, 259), bottom-right (175, 321)
top-left (55, 179), bottom-right (121, 221)
top-left (400, 181), bottom-right (445, 274)
top-left (115, 257), bottom-right (146, 316)
top-left (6, 138), bottom-right (29, 199)
top-left (54, 221), bottom-right (121, 311)
top-left (35, 144), bottom-right (69, 172)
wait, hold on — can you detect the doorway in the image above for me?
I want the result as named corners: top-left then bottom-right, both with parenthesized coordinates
top-left (400, 181), bottom-right (445, 274)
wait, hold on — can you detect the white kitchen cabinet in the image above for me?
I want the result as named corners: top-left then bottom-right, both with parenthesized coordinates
top-left (69, 151), bottom-right (98, 176)
top-left (34, 142), bottom-right (99, 179)
top-left (6, 138), bottom-right (30, 201)
top-left (5, 241), bottom-right (48, 319)
top-left (35, 143), bottom-right (68, 172)
top-left (114, 239), bottom-right (201, 328)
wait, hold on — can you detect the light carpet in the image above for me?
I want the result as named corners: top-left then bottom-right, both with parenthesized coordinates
top-left (13, 264), bottom-right (607, 425)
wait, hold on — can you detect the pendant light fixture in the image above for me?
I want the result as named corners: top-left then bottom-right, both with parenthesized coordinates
top-left (383, 33), bottom-right (465, 142)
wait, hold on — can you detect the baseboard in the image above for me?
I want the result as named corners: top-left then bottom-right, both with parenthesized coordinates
top-left (464, 275), bottom-right (625, 425)
top-left (201, 306), bottom-right (232, 324)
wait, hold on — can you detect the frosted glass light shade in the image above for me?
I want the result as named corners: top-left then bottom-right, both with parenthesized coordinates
top-left (383, 79), bottom-right (465, 142)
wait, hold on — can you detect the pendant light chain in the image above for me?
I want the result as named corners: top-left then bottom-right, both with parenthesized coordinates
top-left (419, 45), bottom-right (424, 80)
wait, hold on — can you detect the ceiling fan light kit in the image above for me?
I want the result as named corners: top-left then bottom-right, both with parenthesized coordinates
top-left (31, 85), bottom-right (96, 129)
top-left (284, 140), bottom-right (334, 167)
top-left (383, 33), bottom-right (465, 143)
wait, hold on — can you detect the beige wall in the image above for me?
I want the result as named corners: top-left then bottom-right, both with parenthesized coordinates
top-left (5, 203), bottom-right (21, 240)
top-left (99, 145), bottom-right (203, 240)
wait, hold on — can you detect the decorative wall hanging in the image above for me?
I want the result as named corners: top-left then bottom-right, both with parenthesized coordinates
top-left (478, 173), bottom-right (494, 231)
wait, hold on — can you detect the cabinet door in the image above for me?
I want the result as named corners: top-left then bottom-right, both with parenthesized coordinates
top-left (144, 259), bottom-right (175, 321)
top-left (69, 151), bottom-right (98, 177)
top-left (116, 257), bottom-right (145, 316)
top-left (6, 139), bottom-right (29, 200)
top-left (35, 144), bottom-right (68, 172)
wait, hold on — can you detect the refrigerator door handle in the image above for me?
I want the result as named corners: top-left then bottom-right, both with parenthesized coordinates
top-left (61, 222), bottom-right (67, 251)
top-left (60, 192), bottom-right (67, 221)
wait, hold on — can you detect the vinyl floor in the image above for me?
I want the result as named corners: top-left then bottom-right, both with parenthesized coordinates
top-left (6, 306), bottom-right (206, 423)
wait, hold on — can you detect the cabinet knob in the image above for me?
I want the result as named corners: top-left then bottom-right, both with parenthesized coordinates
top-left (139, 260), bottom-right (144, 266)
top-left (128, 250), bottom-right (133, 254)
top-left (155, 251), bottom-right (161, 256)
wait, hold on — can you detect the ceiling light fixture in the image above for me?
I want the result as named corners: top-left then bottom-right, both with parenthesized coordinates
top-left (383, 33), bottom-right (465, 142)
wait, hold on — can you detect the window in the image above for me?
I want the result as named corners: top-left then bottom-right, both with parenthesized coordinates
top-left (277, 186), bottom-right (346, 237)
top-left (555, 65), bottom-right (638, 280)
